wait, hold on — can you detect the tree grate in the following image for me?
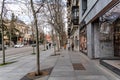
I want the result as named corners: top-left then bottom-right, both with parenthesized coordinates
top-left (20, 67), bottom-right (53, 80)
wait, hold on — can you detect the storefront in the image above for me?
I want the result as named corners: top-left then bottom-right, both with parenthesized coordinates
top-left (99, 2), bottom-right (120, 76)
top-left (73, 29), bottom-right (79, 51)
top-left (79, 27), bottom-right (87, 54)
top-left (113, 18), bottom-right (120, 57)
top-left (99, 2), bottom-right (120, 58)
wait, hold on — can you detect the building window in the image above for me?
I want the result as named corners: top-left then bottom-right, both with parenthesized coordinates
top-left (72, 6), bottom-right (79, 25)
top-left (73, 7), bottom-right (79, 19)
top-left (82, 0), bottom-right (87, 15)
top-left (67, 0), bottom-right (71, 7)
top-left (73, 0), bottom-right (79, 6)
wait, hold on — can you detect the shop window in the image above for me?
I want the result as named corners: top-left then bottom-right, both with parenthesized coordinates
top-left (100, 22), bottom-right (110, 34)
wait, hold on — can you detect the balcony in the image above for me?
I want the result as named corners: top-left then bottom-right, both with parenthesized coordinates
top-left (72, 6), bottom-right (79, 25)
top-left (72, 17), bottom-right (79, 25)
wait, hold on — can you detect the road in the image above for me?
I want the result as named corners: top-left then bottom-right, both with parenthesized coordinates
top-left (0, 45), bottom-right (44, 63)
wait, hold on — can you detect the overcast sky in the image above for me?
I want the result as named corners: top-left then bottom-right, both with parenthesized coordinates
top-left (0, 0), bottom-right (33, 24)
top-left (0, 0), bottom-right (67, 33)
top-left (0, 0), bottom-right (67, 24)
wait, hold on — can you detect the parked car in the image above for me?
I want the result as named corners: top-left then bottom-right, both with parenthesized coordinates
top-left (31, 44), bottom-right (36, 47)
top-left (14, 44), bottom-right (24, 48)
top-left (0, 44), bottom-right (7, 50)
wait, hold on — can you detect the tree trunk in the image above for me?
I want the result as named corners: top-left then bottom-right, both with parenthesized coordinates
top-left (59, 34), bottom-right (64, 48)
top-left (9, 27), bottom-right (12, 47)
top-left (31, 23), bottom-right (35, 54)
top-left (43, 27), bottom-right (46, 50)
top-left (30, 0), bottom-right (40, 75)
top-left (52, 29), bottom-right (56, 55)
top-left (0, 0), bottom-right (5, 64)
top-left (55, 31), bottom-right (60, 51)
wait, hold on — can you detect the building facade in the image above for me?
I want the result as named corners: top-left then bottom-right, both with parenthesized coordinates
top-left (79, 0), bottom-right (120, 58)
top-left (67, 0), bottom-right (79, 51)
top-left (67, 0), bottom-right (120, 75)
top-left (67, 0), bottom-right (120, 58)
top-left (3, 20), bottom-right (31, 45)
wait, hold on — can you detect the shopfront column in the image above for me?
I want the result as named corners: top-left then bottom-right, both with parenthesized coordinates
top-left (87, 23), bottom-right (94, 59)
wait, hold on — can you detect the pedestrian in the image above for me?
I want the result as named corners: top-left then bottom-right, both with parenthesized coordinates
top-left (49, 43), bottom-right (51, 49)
top-left (46, 44), bottom-right (48, 50)
top-left (71, 42), bottom-right (74, 51)
top-left (64, 43), bottom-right (66, 50)
top-left (68, 43), bottom-right (70, 51)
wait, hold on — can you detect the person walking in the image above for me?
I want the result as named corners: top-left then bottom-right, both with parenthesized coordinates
top-left (49, 43), bottom-right (51, 49)
top-left (68, 43), bottom-right (70, 51)
top-left (71, 42), bottom-right (74, 51)
top-left (46, 43), bottom-right (49, 50)
top-left (64, 43), bottom-right (66, 50)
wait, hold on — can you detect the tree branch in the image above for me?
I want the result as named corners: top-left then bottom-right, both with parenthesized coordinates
top-left (35, 3), bottom-right (44, 14)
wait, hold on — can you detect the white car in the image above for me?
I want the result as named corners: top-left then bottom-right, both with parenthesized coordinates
top-left (14, 44), bottom-right (24, 48)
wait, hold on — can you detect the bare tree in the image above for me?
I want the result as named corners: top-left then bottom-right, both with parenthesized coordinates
top-left (9, 13), bottom-right (18, 47)
top-left (30, 0), bottom-right (44, 75)
top-left (12, 0), bottom-right (46, 75)
top-left (46, 0), bottom-right (67, 50)
top-left (0, 0), bottom-right (5, 64)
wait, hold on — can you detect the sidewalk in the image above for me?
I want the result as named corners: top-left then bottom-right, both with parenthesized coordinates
top-left (0, 48), bottom-right (54, 80)
top-left (36, 50), bottom-right (120, 80)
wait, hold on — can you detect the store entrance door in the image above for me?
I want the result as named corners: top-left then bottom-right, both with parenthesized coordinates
top-left (114, 19), bottom-right (120, 57)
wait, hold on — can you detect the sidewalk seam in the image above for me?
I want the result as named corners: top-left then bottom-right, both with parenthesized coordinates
top-left (47, 51), bottom-right (61, 80)
top-left (68, 51), bottom-right (78, 80)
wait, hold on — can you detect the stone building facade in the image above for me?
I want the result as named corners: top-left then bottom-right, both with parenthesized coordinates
top-left (67, 0), bottom-right (79, 51)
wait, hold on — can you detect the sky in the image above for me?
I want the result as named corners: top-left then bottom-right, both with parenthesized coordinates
top-left (0, 0), bottom-right (67, 33)
top-left (0, 0), bottom-right (67, 24)
top-left (0, 0), bottom-right (32, 24)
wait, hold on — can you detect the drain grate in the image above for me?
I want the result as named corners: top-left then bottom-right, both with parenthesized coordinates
top-left (72, 63), bottom-right (85, 70)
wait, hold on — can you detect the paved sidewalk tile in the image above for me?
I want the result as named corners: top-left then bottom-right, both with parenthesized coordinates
top-left (46, 50), bottom-right (120, 80)
top-left (50, 71), bottom-right (75, 77)
top-left (77, 75), bottom-right (109, 80)
top-left (48, 77), bottom-right (76, 80)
